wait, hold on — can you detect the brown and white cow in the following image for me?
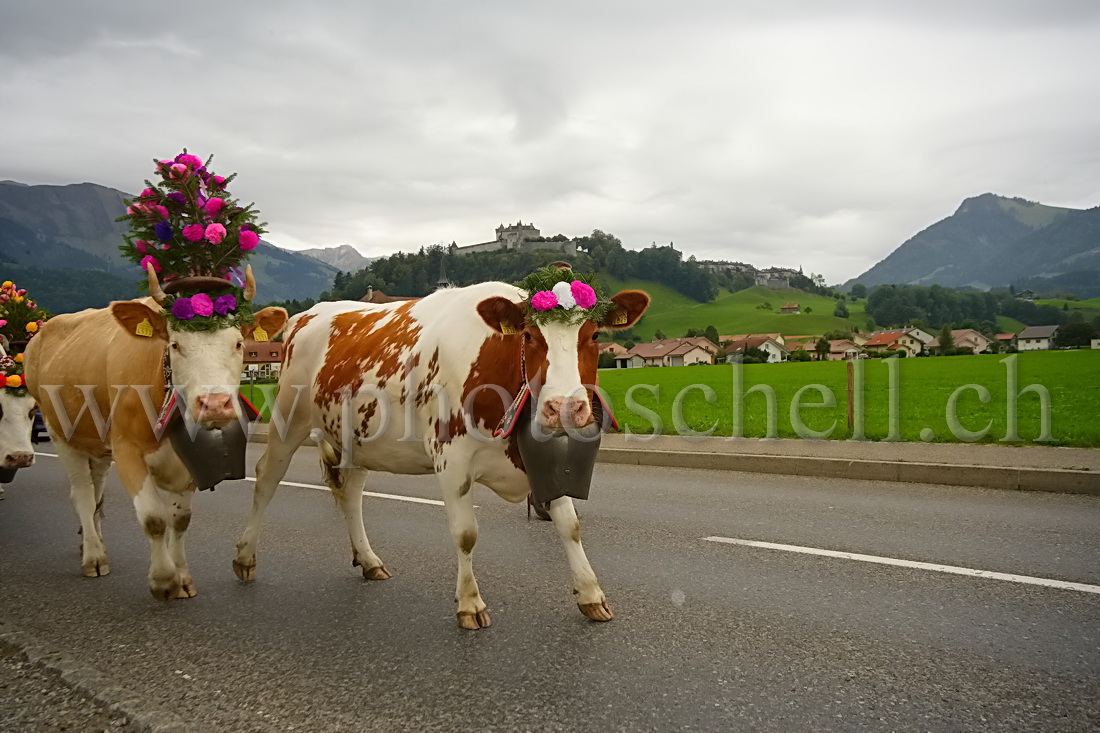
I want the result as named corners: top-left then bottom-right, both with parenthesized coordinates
top-left (233, 281), bottom-right (648, 628)
top-left (24, 266), bottom-right (287, 599)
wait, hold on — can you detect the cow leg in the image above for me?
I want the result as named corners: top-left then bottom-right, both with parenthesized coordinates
top-left (90, 456), bottom-right (111, 541)
top-left (233, 417), bottom-right (310, 581)
top-left (131, 477), bottom-right (184, 601)
top-left (441, 473), bottom-right (490, 629)
top-left (332, 467), bottom-right (390, 580)
top-left (166, 489), bottom-right (197, 598)
top-left (547, 497), bottom-right (612, 622)
top-left (54, 441), bottom-right (109, 577)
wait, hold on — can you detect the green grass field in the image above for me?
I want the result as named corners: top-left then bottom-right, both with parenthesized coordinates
top-left (596, 349), bottom-right (1100, 447)
top-left (599, 279), bottom-right (870, 341)
top-left (1032, 297), bottom-right (1100, 323)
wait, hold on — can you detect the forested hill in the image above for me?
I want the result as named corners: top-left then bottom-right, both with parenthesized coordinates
top-left (847, 193), bottom-right (1100, 292)
top-left (326, 230), bottom-right (827, 304)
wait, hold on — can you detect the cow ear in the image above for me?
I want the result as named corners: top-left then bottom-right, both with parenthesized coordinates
top-left (477, 297), bottom-right (526, 335)
top-left (111, 301), bottom-right (168, 340)
top-left (243, 307), bottom-right (289, 341)
top-left (602, 290), bottom-right (650, 330)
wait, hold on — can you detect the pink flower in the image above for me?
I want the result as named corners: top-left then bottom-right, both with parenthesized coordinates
top-left (205, 223), bottom-right (227, 244)
top-left (203, 197), bottom-right (224, 216)
top-left (530, 291), bottom-right (558, 311)
top-left (182, 223), bottom-right (206, 242)
top-left (175, 153), bottom-right (204, 169)
top-left (140, 255), bottom-right (161, 273)
top-left (169, 163), bottom-right (189, 179)
top-left (570, 281), bottom-right (597, 309)
top-left (0, 319), bottom-right (7, 328)
top-left (135, 240), bottom-right (149, 253)
top-left (238, 229), bottom-right (259, 251)
top-left (140, 187), bottom-right (157, 198)
top-left (190, 292), bottom-right (214, 317)
top-left (155, 205), bottom-right (169, 219)
top-left (210, 175), bottom-right (227, 188)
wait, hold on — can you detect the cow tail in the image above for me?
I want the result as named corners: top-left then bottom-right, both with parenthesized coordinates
top-left (317, 438), bottom-right (347, 492)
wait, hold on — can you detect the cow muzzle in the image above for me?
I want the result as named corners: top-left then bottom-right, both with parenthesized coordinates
top-left (193, 393), bottom-right (237, 425)
top-left (3, 451), bottom-right (34, 469)
top-left (540, 396), bottom-right (594, 431)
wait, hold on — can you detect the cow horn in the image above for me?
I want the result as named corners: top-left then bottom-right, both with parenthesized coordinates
top-left (147, 263), bottom-right (168, 305)
top-left (243, 264), bottom-right (256, 302)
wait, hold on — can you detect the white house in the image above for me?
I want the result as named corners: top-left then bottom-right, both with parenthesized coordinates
top-left (1017, 325), bottom-right (1059, 351)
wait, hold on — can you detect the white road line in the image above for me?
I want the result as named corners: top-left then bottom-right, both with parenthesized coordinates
top-left (704, 536), bottom-right (1100, 595)
top-left (241, 477), bottom-right (445, 506)
top-left (33, 451), bottom-right (445, 507)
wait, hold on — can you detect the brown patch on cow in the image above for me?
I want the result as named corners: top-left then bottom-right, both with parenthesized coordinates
top-left (281, 313), bottom-right (315, 370)
top-left (315, 302), bottom-right (421, 409)
top-left (143, 515), bottom-right (166, 538)
top-left (570, 520), bottom-right (581, 544)
top-left (436, 412), bottom-right (467, 445)
top-left (457, 477), bottom-right (472, 497)
top-left (460, 333), bottom-right (531, 435)
top-left (357, 400), bottom-right (378, 440)
top-left (174, 512), bottom-right (191, 534)
top-left (458, 529), bottom-right (477, 554)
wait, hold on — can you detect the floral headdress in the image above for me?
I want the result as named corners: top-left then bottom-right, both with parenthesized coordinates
top-left (117, 151), bottom-right (262, 332)
top-left (0, 280), bottom-right (49, 344)
top-left (518, 266), bottom-right (615, 326)
top-left (0, 354), bottom-right (27, 395)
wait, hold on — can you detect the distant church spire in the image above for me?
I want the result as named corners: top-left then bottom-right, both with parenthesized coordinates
top-left (436, 252), bottom-right (451, 289)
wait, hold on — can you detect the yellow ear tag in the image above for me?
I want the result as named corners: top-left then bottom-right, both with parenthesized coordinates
top-left (135, 318), bottom-right (154, 338)
top-left (612, 311), bottom-right (628, 325)
top-left (500, 321), bottom-right (516, 335)
top-left (252, 326), bottom-right (270, 342)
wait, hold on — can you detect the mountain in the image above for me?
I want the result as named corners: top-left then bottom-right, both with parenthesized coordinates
top-left (298, 244), bottom-right (375, 272)
top-left (0, 180), bottom-right (339, 311)
top-left (847, 194), bottom-right (1100, 291)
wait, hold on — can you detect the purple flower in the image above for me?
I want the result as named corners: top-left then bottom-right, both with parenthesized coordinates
top-left (167, 192), bottom-right (186, 205)
top-left (171, 297), bottom-right (195, 320)
top-left (213, 294), bottom-right (237, 315)
top-left (191, 293), bottom-right (214, 317)
top-left (530, 291), bottom-right (558, 311)
top-left (154, 221), bottom-right (173, 242)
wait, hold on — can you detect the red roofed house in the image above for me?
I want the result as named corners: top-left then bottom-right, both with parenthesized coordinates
top-left (598, 342), bottom-right (627, 356)
top-left (243, 340), bottom-right (285, 380)
top-left (927, 329), bottom-right (994, 354)
top-left (723, 336), bottom-right (789, 363)
top-left (614, 338), bottom-right (717, 368)
top-left (861, 328), bottom-right (931, 357)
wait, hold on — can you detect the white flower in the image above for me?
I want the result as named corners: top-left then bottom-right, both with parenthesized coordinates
top-left (551, 281), bottom-right (576, 309)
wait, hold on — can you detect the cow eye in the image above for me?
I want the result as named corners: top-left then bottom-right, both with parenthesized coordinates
top-left (236, 341), bottom-right (244, 350)
top-left (523, 333), bottom-right (532, 342)
top-left (170, 342), bottom-right (180, 351)
top-left (591, 332), bottom-right (599, 341)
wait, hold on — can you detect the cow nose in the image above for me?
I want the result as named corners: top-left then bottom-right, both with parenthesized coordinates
top-left (195, 393), bottom-right (236, 421)
top-left (540, 397), bottom-right (593, 430)
top-left (5, 452), bottom-right (34, 469)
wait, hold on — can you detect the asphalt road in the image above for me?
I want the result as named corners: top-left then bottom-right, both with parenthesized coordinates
top-left (1, 445), bottom-right (1098, 732)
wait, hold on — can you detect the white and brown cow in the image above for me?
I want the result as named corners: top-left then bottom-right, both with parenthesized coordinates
top-left (233, 281), bottom-right (648, 628)
top-left (25, 266), bottom-right (287, 599)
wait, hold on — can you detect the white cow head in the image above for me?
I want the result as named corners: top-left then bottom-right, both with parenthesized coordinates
top-left (0, 387), bottom-right (36, 470)
top-left (477, 290), bottom-right (649, 431)
top-left (110, 266), bottom-right (288, 428)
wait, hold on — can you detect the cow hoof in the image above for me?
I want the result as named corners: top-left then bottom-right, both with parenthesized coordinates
top-left (174, 580), bottom-right (198, 599)
top-left (578, 601), bottom-right (613, 622)
top-left (362, 565), bottom-right (391, 580)
top-left (149, 578), bottom-right (182, 602)
top-left (232, 558), bottom-right (256, 582)
top-left (457, 609), bottom-right (492, 630)
top-left (81, 560), bottom-right (110, 577)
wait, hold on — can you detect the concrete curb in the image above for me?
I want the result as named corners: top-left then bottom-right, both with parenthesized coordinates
top-left (0, 619), bottom-right (190, 733)
top-left (597, 448), bottom-right (1100, 496)
top-left (245, 424), bottom-right (1099, 496)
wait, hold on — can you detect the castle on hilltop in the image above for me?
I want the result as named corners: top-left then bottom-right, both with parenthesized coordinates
top-left (697, 260), bottom-right (805, 289)
top-left (448, 221), bottom-right (577, 257)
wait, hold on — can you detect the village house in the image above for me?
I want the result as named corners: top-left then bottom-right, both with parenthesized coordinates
top-left (242, 340), bottom-right (284, 380)
top-left (828, 339), bottom-right (864, 360)
top-left (928, 329), bottom-right (994, 354)
top-left (995, 333), bottom-right (1017, 350)
top-left (614, 337), bottom-right (717, 368)
top-left (597, 342), bottom-right (627, 356)
top-left (861, 328), bottom-right (932, 357)
top-left (1017, 325), bottom-right (1060, 351)
top-left (1092, 338), bottom-right (1100, 350)
top-left (721, 333), bottom-right (785, 347)
top-left (723, 336), bottom-right (789, 363)
top-left (779, 302), bottom-right (800, 314)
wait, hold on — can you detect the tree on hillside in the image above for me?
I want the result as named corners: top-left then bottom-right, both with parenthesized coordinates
top-left (850, 283), bottom-right (867, 299)
top-left (654, 329), bottom-right (667, 340)
top-left (704, 325), bottom-right (720, 345)
top-left (833, 300), bottom-right (849, 318)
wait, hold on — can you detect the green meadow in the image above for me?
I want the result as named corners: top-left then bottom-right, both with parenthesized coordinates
top-left (596, 350), bottom-right (1100, 447)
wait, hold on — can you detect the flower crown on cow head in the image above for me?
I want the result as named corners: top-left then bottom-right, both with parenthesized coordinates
top-left (518, 265), bottom-right (615, 326)
top-left (0, 354), bottom-right (27, 396)
top-left (118, 150), bottom-right (263, 333)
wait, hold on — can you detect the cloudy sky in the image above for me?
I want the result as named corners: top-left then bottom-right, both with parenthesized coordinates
top-left (3, 1), bottom-right (1099, 284)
